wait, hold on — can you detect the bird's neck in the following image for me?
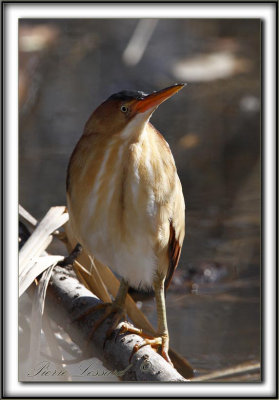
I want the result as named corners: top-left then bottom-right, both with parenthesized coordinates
top-left (67, 118), bottom-right (151, 195)
top-left (119, 113), bottom-right (150, 142)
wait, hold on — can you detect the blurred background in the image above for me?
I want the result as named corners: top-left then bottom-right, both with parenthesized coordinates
top-left (19, 18), bottom-right (261, 379)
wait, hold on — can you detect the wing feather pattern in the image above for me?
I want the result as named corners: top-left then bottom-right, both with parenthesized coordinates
top-left (165, 221), bottom-right (182, 290)
top-left (164, 175), bottom-right (185, 291)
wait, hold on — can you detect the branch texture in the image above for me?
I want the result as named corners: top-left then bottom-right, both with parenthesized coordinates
top-left (46, 264), bottom-right (187, 382)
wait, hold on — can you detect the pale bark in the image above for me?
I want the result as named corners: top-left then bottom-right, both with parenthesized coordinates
top-left (45, 264), bottom-right (187, 382)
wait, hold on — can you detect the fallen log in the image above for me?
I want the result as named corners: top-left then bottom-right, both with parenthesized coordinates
top-left (45, 263), bottom-right (187, 382)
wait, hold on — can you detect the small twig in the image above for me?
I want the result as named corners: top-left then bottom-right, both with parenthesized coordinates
top-left (190, 361), bottom-right (261, 382)
top-left (57, 243), bottom-right (82, 267)
top-left (19, 204), bottom-right (38, 227)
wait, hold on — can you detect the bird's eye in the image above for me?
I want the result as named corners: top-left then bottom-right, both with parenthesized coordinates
top-left (121, 105), bottom-right (128, 113)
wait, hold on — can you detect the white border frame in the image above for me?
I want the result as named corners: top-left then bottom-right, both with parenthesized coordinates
top-left (3, 2), bottom-right (276, 398)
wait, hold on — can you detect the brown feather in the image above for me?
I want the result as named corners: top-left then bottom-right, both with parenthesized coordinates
top-left (165, 221), bottom-right (182, 290)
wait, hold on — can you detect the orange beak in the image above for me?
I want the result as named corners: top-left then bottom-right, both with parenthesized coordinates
top-left (132, 83), bottom-right (186, 114)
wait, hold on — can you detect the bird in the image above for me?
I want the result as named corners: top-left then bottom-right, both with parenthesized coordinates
top-left (66, 84), bottom-right (186, 364)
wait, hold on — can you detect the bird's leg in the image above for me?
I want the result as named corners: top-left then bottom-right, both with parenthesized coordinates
top-left (114, 278), bottom-right (129, 308)
top-left (153, 272), bottom-right (172, 364)
top-left (103, 278), bottom-right (130, 338)
top-left (74, 278), bottom-right (129, 344)
top-left (119, 272), bottom-right (172, 365)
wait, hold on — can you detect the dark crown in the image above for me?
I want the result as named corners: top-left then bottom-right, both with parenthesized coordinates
top-left (108, 90), bottom-right (148, 102)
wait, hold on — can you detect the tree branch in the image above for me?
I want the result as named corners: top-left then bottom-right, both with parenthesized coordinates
top-left (45, 263), bottom-right (187, 382)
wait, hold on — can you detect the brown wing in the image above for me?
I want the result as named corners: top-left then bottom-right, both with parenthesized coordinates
top-left (164, 172), bottom-right (185, 291)
top-left (165, 221), bottom-right (182, 291)
top-left (149, 123), bottom-right (185, 290)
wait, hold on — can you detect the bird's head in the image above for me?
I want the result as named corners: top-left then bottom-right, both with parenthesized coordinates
top-left (84, 83), bottom-right (186, 137)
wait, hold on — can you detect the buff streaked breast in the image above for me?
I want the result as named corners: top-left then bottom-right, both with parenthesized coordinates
top-left (66, 86), bottom-right (185, 290)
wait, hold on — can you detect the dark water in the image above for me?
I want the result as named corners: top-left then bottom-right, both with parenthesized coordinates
top-left (140, 280), bottom-right (260, 374)
top-left (19, 18), bottom-right (261, 378)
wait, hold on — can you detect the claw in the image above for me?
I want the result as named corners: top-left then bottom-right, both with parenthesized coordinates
top-left (119, 322), bottom-right (155, 340)
top-left (129, 337), bottom-right (162, 363)
top-left (118, 323), bottom-right (172, 365)
top-left (115, 321), bottom-right (138, 344)
top-left (118, 321), bottom-right (142, 336)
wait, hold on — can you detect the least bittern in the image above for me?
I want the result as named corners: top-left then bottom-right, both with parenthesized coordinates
top-left (66, 84), bottom-right (185, 364)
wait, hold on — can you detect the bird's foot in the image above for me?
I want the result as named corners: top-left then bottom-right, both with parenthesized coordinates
top-left (119, 322), bottom-right (172, 365)
top-left (74, 302), bottom-right (127, 347)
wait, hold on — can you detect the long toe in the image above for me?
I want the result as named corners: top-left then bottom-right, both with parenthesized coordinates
top-left (118, 322), bottom-right (155, 339)
top-left (160, 335), bottom-right (173, 366)
top-left (103, 308), bottom-right (126, 346)
top-left (129, 337), bottom-right (162, 363)
top-left (82, 302), bottom-right (127, 343)
top-left (110, 318), bottom-right (173, 365)
top-left (73, 302), bottom-right (108, 323)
